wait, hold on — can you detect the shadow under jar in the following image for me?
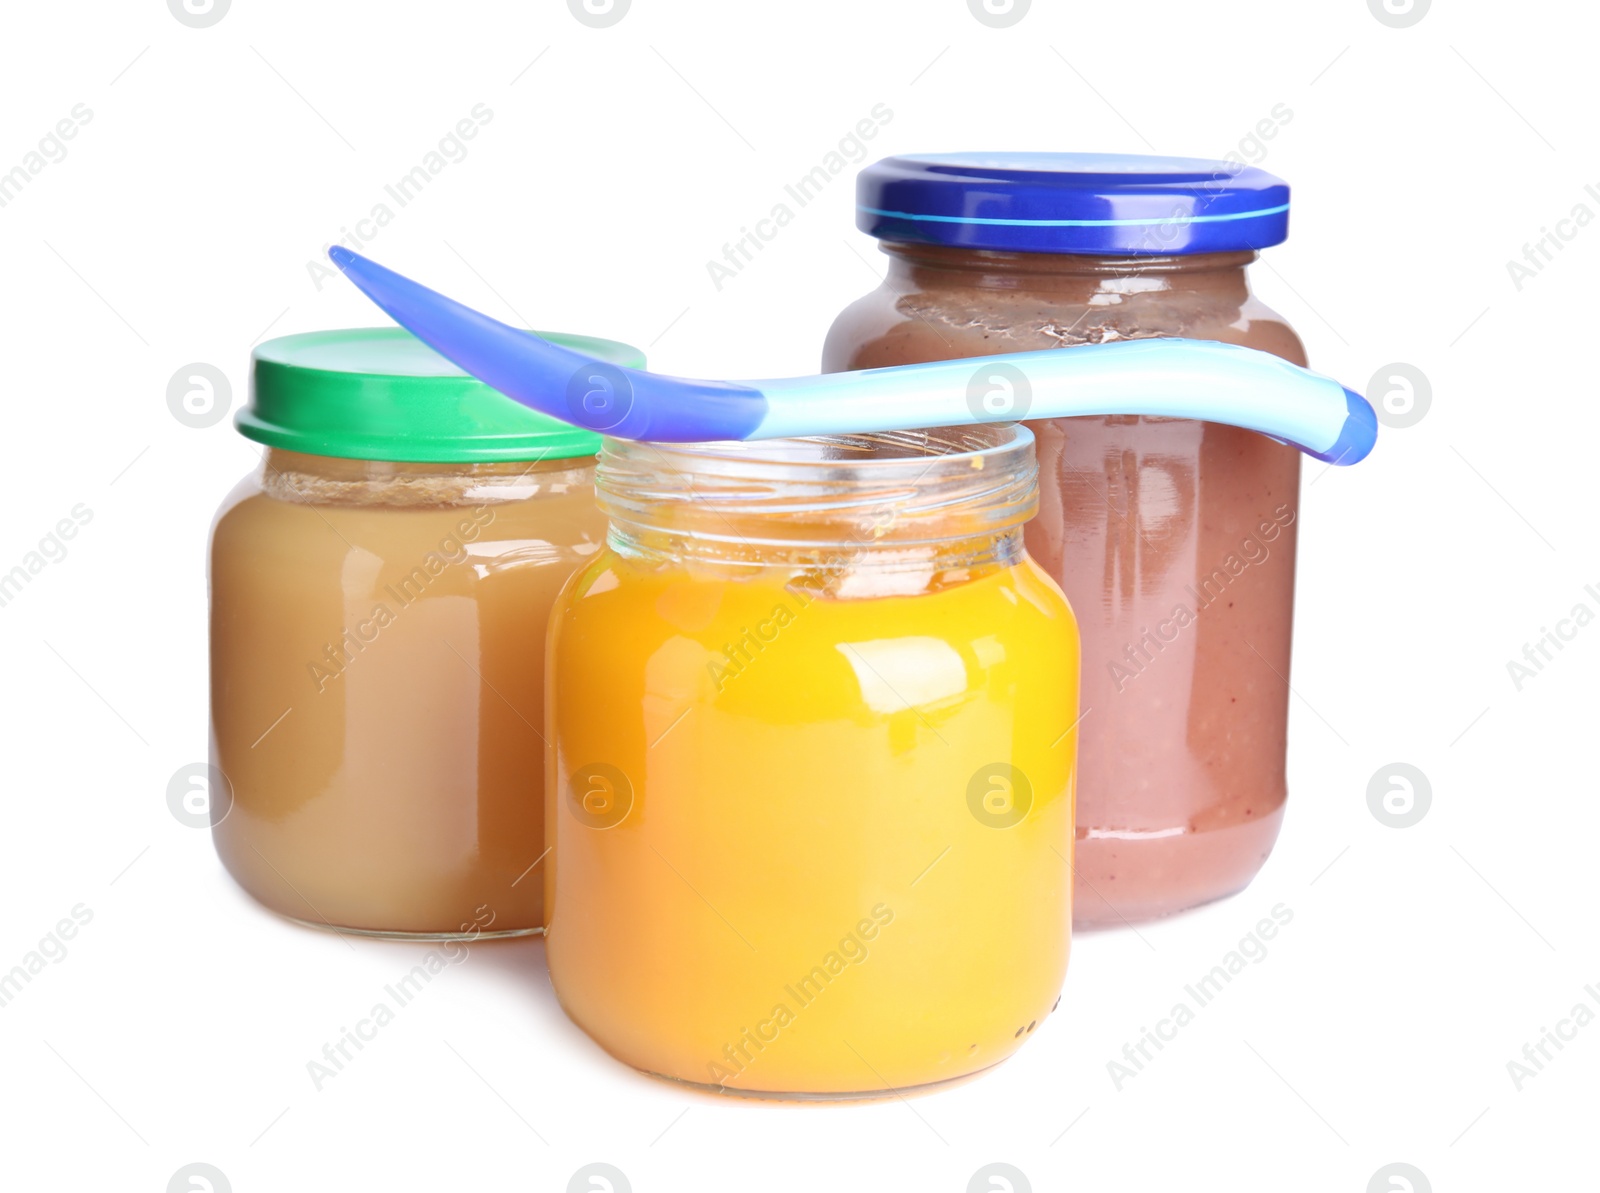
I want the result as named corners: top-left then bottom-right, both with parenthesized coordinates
top-left (824, 153), bottom-right (1308, 928)
top-left (544, 425), bottom-right (1079, 1097)
top-left (208, 328), bottom-right (642, 939)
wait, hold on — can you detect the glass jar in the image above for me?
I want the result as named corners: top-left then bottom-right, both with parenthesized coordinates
top-left (544, 425), bottom-right (1079, 1097)
top-left (824, 153), bottom-right (1307, 928)
top-left (209, 327), bottom-right (643, 938)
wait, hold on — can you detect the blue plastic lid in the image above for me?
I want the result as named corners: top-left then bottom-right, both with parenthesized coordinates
top-left (856, 152), bottom-right (1290, 256)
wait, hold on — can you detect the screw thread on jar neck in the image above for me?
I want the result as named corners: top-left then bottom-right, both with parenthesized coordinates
top-left (258, 447), bottom-right (592, 508)
top-left (596, 426), bottom-right (1039, 582)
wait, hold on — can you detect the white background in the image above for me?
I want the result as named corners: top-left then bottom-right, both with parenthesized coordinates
top-left (1, 0), bottom-right (1594, 1189)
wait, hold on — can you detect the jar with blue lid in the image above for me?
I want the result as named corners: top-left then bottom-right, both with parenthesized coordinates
top-left (824, 152), bottom-right (1308, 927)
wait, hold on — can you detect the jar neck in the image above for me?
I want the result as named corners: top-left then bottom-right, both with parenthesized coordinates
top-left (879, 242), bottom-right (1257, 301)
top-left (258, 447), bottom-right (594, 508)
top-left (609, 522), bottom-right (1028, 590)
top-left (596, 428), bottom-right (1038, 586)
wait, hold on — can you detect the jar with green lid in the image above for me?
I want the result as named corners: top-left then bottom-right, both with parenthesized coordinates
top-left (208, 327), bottom-right (644, 939)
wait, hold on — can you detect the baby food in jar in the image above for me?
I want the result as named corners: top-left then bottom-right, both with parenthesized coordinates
top-left (825, 153), bottom-right (1307, 927)
top-left (545, 425), bottom-right (1079, 1097)
top-left (209, 328), bottom-right (643, 938)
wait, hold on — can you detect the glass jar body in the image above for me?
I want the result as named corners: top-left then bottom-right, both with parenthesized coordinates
top-left (824, 245), bottom-right (1307, 927)
top-left (208, 448), bottom-right (605, 938)
top-left (544, 431), bottom-right (1079, 1096)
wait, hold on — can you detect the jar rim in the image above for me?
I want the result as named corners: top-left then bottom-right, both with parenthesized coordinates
top-left (605, 422), bottom-right (1031, 469)
top-left (597, 424), bottom-right (1038, 550)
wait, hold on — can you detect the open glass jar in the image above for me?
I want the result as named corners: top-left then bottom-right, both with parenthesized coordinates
top-left (825, 153), bottom-right (1308, 927)
top-left (209, 328), bottom-right (642, 939)
top-left (544, 425), bottom-right (1079, 1097)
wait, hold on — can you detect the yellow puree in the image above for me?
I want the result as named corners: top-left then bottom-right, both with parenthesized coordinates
top-left (546, 548), bottom-right (1078, 1095)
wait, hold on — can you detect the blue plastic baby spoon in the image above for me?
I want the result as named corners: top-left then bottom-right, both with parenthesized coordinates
top-left (327, 247), bottom-right (1376, 465)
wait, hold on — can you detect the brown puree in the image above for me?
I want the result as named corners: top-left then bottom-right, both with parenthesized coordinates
top-left (824, 244), bottom-right (1307, 927)
top-left (209, 448), bottom-right (605, 937)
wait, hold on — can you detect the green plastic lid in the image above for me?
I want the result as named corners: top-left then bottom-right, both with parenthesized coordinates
top-left (239, 327), bottom-right (646, 463)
